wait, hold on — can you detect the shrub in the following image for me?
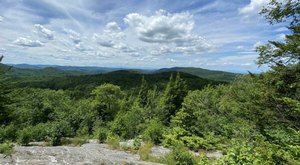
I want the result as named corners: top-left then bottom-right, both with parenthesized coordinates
top-left (17, 127), bottom-right (34, 145)
top-left (48, 121), bottom-right (74, 146)
top-left (170, 144), bottom-right (195, 165)
top-left (0, 143), bottom-right (14, 156)
top-left (0, 125), bottom-right (17, 143)
top-left (133, 138), bottom-right (142, 150)
top-left (142, 119), bottom-right (164, 145)
top-left (94, 127), bottom-right (109, 143)
top-left (106, 133), bottom-right (120, 149)
top-left (76, 126), bottom-right (90, 137)
top-left (138, 143), bottom-right (154, 161)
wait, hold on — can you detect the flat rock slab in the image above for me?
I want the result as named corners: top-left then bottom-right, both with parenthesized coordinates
top-left (0, 143), bottom-right (164, 165)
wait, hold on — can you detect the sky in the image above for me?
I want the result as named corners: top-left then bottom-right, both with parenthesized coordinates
top-left (0, 0), bottom-right (289, 73)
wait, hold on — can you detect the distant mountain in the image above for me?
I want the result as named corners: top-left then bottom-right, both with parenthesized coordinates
top-left (0, 64), bottom-right (83, 77)
top-left (156, 67), bottom-right (237, 82)
top-left (4, 64), bottom-right (237, 82)
top-left (9, 64), bottom-right (122, 74)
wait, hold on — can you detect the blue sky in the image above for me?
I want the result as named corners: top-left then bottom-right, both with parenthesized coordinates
top-left (0, 0), bottom-right (289, 73)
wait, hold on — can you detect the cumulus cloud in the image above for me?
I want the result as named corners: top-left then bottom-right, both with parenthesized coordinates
top-left (124, 10), bottom-right (194, 44)
top-left (0, 16), bottom-right (3, 22)
top-left (239, 0), bottom-right (269, 15)
top-left (63, 28), bottom-right (81, 44)
top-left (34, 24), bottom-right (54, 40)
top-left (13, 37), bottom-right (44, 47)
top-left (124, 10), bottom-right (214, 54)
top-left (93, 22), bottom-right (125, 48)
top-left (106, 22), bottom-right (121, 32)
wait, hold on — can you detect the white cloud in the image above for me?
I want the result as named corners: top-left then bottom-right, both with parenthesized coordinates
top-left (276, 33), bottom-right (286, 40)
top-left (124, 10), bottom-right (215, 54)
top-left (75, 42), bottom-right (92, 52)
top-left (275, 27), bottom-right (288, 32)
top-left (34, 24), bottom-right (54, 40)
top-left (124, 10), bottom-right (194, 44)
top-left (93, 22), bottom-right (125, 48)
top-left (209, 54), bottom-right (258, 66)
top-left (239, 0), bottom-right (269, 15)
top-left (106, 22), bottom-right (121, 32)
top-left (63, 28), bottom-right (81, 44)
top-left (13, 37), bottom-right (44, 47)
top-left (0, 16), bottom-right (3, 22)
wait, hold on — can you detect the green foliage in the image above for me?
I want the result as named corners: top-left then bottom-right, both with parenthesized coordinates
top-left (48, 121), bottom-right (74, 146)
top-left (162, 144), bottom-right (196, 165)
top-left (138, 142), bottom-right (154, 161)
top-left (106, 133), bottom-right (120, 149)
top-left (111, 103), bottom-right (145, 139)
top-left (157, 67), bottom-right (237, 82)
top-left (258, 0), bottom-right (300, 66)
top-left (0, 142), bottom-right (14, 156)
top-left (218, 138), bottom-right (299, 165)
top-left (92, 83), bottom-right (124, 121)
top-left (60, 137), bottom-right (87, 146)
top-left (94, 127), bottom-right (109, 143)
top-left (0, 125), bottom-right (17, 143)
top-left (138, 76), bottom-right (149, 107)
top-left (158, 73), bottom-right (188, 125)
top-left (142, 119), bottom-right (165, 145)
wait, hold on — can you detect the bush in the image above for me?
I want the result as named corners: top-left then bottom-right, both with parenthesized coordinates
top-left (170, 144), bottom-right (195, 165)
top-left (94, 127), bottom-right (109, 143)
top-left (106, 133), bottom-right (120, 149)
top-left (0, 125), bottom-right (17, 143)
top-left (48, 121), bottom-right (74, 146)
top-left (110, 104), bottom-right (144, 139)
top-left (133, 138), bottom-right (142, 150)
top-left (0, 143), bottom-right (14, 156)
top-left (142, 119), bottom-right (164, 145)
top-left (76, 126), bottom-right (90, 137)
top-left (17, 127), bottom-right (34, 145)
top-left (17, 124), bottom-right (50, 145)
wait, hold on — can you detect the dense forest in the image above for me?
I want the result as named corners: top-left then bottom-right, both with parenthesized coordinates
top-left (0, 0), bottom-right (299, 164)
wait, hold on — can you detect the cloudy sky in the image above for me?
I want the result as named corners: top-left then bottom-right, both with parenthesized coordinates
top-left (0, 0), bottom-right (288, 73)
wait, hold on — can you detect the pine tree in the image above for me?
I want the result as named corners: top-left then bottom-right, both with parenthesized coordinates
top-left (137, 76), bottom-right (149, 107)
top-left (157, 72), bottom-right (188, 125)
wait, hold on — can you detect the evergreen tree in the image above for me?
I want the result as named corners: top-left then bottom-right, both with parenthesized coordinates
top-left (257, 0), bottom-right (300, 66)
top-left (137, 76), bottom-right (149, 107)
top-left (257, 0), bottom-right (300, 129)
top-left (0, 56), bottom-right (11, 125)
top-left (158, 72), bottom-right (188, 125)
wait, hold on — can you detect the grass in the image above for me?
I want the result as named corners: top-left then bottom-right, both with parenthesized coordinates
top-left (60, 137), bottom-right (88, 146)
top-left (106, 133), bottom-right (120, 149)
top-left (0, 142), bottom-right (14, 157)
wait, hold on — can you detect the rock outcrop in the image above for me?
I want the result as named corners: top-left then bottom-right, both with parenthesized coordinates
top-left (0, 143), bottom-right (164, 165)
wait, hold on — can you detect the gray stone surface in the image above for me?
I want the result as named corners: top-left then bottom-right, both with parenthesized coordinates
top-left (150, 146), bottom-right (171, 158)
top-left (0, 143), bottom-right (164, 165)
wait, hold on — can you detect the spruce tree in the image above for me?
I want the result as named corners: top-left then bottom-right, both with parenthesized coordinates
top-left (158, 72), bottom-right (188, 125)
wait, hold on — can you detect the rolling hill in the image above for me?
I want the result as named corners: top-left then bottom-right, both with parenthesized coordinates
top-left (156, 67), bottom-right (237, 82)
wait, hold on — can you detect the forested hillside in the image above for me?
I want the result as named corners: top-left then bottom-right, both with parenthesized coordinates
top-left (156, 67), bottom-right (237, 82)
top-left (0, 0), bottom-right (299, 164)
